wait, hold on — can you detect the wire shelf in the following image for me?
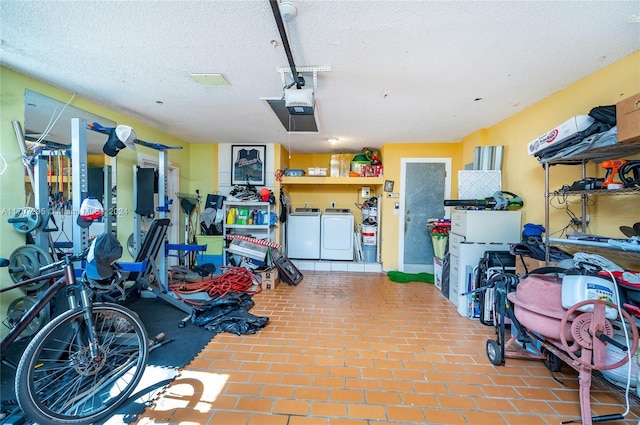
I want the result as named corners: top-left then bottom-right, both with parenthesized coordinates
top-left (549, 238), bottom-right (640, 261)
top-left (541, 140), bottom-right (640, 165)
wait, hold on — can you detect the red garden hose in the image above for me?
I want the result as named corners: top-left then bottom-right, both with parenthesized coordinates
top-left (168, 266), bottom-right (261, 305)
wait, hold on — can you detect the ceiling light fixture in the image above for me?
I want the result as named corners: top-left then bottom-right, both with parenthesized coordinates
top-left (328, 137), bottom-right (338, 145)
top-left (280, 2), bottom-right (298, 22)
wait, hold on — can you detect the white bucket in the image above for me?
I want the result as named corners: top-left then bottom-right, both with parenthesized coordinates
top-left (561, 274), bottom-right (618, 319)
top-left (362, 225), bottom-right (377, 245)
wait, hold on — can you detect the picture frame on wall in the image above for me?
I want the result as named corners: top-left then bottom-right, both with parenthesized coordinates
top-left (231, 145), bottom-right (266, 186)
top-left (384, 180), bottom-right (394, 192)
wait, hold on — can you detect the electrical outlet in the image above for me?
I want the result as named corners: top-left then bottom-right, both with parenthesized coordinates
top-left (331, 202), bottom-right (336, 208)
top-left (385, 192), bottom-right (399, 198)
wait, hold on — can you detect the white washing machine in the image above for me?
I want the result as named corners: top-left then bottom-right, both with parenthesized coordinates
top-left (321, 208), bottom-right (354, 260)
top-left (287, 208), bottom-right (321, 259)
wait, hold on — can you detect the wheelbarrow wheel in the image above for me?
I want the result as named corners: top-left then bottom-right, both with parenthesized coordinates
top-left (486, 339), bottom-right (503, 366)
top-left (542, 348), bottom-right (562, 372)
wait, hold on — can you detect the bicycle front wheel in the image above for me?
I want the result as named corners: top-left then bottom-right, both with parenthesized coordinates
top-left (15, 303), bottom-right (149, 424)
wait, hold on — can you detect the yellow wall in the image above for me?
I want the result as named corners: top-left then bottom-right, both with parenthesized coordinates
top-left (465, 51), bottom-right (640, 237)
top-left (377, 143), bottom-right (463, 269)
top-left (288, 152), bottom-right (368, 213)
top-left (188, 144), bottom-right (217, 196)
top-left (284, 145), bottom-right (463, 269)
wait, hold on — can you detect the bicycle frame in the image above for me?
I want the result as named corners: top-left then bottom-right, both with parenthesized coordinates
top-left (1, 265), bottom-right (73, 367)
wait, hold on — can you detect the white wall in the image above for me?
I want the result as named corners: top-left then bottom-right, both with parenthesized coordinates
top-left (217, 144), bottom-right (277, 196)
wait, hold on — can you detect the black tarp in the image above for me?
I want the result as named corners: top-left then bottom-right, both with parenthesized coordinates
top-left (192, 292), bottom-right (269, 336)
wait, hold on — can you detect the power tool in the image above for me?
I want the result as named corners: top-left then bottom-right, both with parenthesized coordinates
top-left (444, 191), bottom-right (524, 211)
top-left (601, 159), bottom-right (626, 187)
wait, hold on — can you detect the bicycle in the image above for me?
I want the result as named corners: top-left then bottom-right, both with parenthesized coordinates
top-left (0, 249), bottom-right (149, 424)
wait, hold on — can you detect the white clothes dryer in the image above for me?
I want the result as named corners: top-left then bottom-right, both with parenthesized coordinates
top-left (287, 208), bottom-right (321, 259)
top-left (321, 208), bottom-right (354, 260)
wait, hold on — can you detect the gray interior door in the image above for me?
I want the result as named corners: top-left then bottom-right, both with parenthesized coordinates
top-left (403, 162), bottom-right (446, 273)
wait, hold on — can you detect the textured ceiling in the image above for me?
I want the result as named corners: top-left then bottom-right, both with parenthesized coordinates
top-left (1, 1), bottom-right (639, 154)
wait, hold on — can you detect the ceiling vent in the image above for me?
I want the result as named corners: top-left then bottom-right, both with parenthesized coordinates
top-left (284, 87), bottom-right (314, 115)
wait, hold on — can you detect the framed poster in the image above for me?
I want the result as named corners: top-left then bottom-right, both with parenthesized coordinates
top-left (384, 180), bottom-right (394, 192)
top-left (231, 145), bottom-right (266, 185)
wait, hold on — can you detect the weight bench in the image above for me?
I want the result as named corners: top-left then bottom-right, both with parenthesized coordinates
top-left (118, 218), bottom-right (193, 314)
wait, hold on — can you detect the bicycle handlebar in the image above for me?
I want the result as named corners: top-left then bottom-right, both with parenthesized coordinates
top-left (39, 251), bottom-right (88, 273)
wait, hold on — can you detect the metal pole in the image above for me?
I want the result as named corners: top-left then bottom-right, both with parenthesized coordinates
top-left (71, 118), bottom-right (89, 256)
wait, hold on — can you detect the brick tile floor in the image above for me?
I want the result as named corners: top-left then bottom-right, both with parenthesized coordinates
top-left (135, 272), bottom-right (640, 424)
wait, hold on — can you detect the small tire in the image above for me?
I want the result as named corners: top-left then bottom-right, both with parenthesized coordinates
top-left (486, 339), bottom-right (503, 366)
top-left (543, 348), bottom-right (562, 372)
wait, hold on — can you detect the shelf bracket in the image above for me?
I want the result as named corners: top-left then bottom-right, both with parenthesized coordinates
top-left (277, 65), bottom-right (332, 92)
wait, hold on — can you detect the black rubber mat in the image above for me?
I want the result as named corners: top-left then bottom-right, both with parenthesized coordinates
top-left (126, 297), bottom-right (215, 368)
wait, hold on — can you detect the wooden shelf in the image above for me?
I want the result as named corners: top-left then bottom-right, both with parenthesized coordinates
top-left (280, 176), bottom-right (385, 185)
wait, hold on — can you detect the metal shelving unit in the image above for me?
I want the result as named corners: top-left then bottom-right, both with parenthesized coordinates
top-left (541, 140), bottom-right (640, 263)
top-left (222, 201), bottom-right (275, 265)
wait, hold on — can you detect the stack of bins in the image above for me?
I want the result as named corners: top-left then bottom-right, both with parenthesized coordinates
top-left (361, 199), bottom-right (377, 263)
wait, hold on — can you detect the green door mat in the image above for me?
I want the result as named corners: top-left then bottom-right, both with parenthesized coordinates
top-left (387, 271), bottom-right (434, 284)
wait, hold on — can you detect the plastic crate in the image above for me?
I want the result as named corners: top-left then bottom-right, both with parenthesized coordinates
top-left (198, 254), bottom-right (224, 267)
top-left (308, 167), bottom-right (327, 176)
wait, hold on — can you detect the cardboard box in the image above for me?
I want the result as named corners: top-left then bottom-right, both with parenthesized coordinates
top-left (527, 115), bottom-right (595, 156)
top-left (617, 92), bottom-right (640, 143)
top-left (515, 256), bottom-right (557, 276)
top-left (257, 268), bottom-right (280, 291)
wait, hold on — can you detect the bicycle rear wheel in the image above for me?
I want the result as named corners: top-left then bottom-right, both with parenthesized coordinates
top-left (15, 303), bottom-right (149, 424)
